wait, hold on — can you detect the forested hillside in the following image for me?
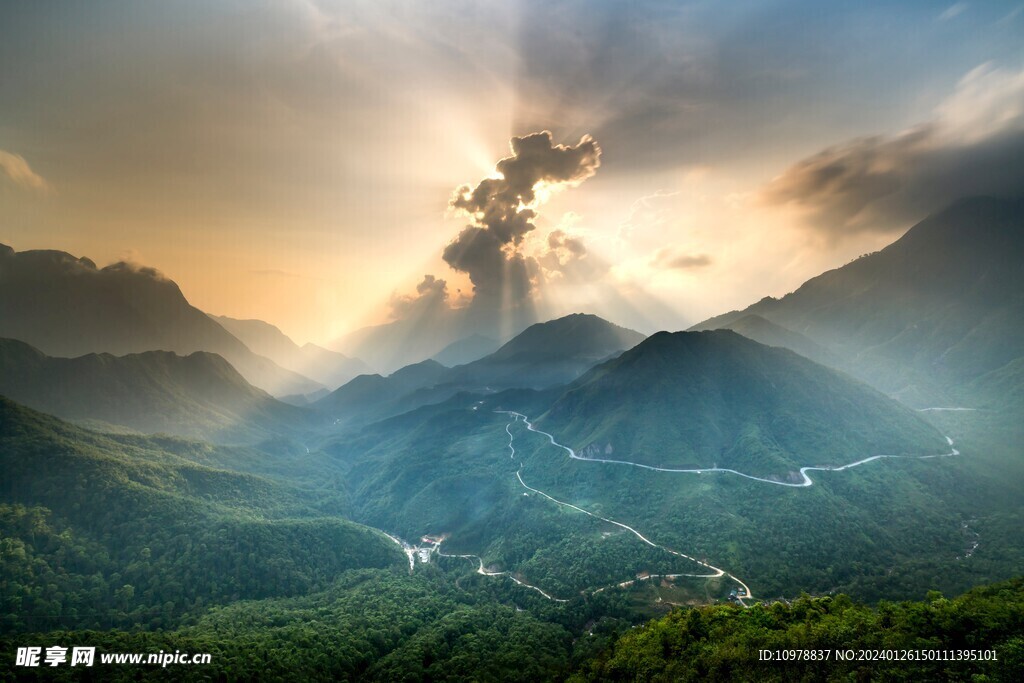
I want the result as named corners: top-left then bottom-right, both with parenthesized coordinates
top-left (537, 330), bottom-right (946, 475)
top-left (0, 399), bottom-right (401, 632)
top-left (0, 338), bottom-right (312, 443)
top-left (2, 570), bottom-right (1021, 681)
top-left (570, 578), bottom-right (1024, 682)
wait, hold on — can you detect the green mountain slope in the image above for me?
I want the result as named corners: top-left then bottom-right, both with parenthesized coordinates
top-left (0, 397), bottom-right (402, 632)
top-left (0, 338), bottom-right (311, 443)
top-left (325, 370), bottom-right (993, 603)
top-left (570, 578), bottom-right (1024, 682)
top-left (313, 359), bottom-right (450, 426)
top-left (713, 314), bottom-right (838, 367)
top-left (538, 330), bottom-right (947, 476)
top-left (0, 245), bottom-right (322, 396)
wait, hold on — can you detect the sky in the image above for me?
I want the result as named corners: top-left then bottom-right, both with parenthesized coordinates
top-left (1, 0), bottom-right (1023, 346)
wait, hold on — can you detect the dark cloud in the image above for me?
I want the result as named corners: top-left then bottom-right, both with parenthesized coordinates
top-left (444, 131), bottom-right (600, 311)
top-left (547, 229), bottom-right (587, 257)
top-left (763, 125), bottom-right (1024, 234)
top-left (652, 248), bottom-right (712, 270)
top-left (762, 65), bottom-right (1024, 235)
top-left (508, 0), bottom-right (1022, 176)
top-left (388, 274), bottom-right (449, 320)
top-left (381, 132), bottom-right (600, 341)
top-left (537, 228), bottom-right (593, 279)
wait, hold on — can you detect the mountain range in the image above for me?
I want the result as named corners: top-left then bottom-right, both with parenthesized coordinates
top-left (431, 334), bottom-right (502, 367)
top-left (0, 337), bottom-right (309, 443)
top-left (536, 329), bottom-right (947, 477)
top-left (332, 309), bottom-right (472, 374)
top-left (0, 244), bottom-right (322, 397)
top-left (692, 196), bottom-right (1024, 406)
top-left (211, 314), bottom-right (369, 389)
top-left (314, 314), bottom-right (645, 426)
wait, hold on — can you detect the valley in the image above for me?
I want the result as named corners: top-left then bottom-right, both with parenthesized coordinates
top-left (364, 401), bottom-right (968, 611)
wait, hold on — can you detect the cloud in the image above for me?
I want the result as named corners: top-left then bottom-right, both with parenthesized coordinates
top-left (536, 227), bottom-right (594, 281)
top-left (762, 63), bottom-right (1024, 235)
top-left (0, 150), bottom-right (50, 192)
top-left (651, 247), bottom-right (712, 270)
top-left (547, 229), bottom-right (587, 257)
top-left (938, 3), bottom-right (968, 21)
top-left (375, 132), bottom-right (601, 342)
top-left (100, 260), bottom-right (169, 282)
top-left (618, 190), bottom-right (678, 241)
top-left (387, 274), bottom-right (449, 320)
top-left (443, 131), bottom-right (601, 310)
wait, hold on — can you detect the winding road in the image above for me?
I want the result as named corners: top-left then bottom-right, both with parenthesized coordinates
top-left (503, 411), bottom-right (958, 488)
top-left (502, 412), bottom-right (752, 604)
top-left (435, 546), bottom-right (569, 602)
top-left (497, 409), bottom-right (959, 604)
top-left (383, 408), bottom-right (959, 608)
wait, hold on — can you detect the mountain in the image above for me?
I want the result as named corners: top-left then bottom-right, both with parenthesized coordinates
top-left (536, 330), bottom-right (947, 477)
top-left (325, 330), bottom-right (988, 602)
top-left (333, 301), bottom-right (540, 375)
top-left (312, 359), bottom-right (450, 426)
top-left (712, 314), bottom-right (838, 367)
top-left (212, 314), bottom-right (369, 389)
top-left (691, 197), bottom-right (1024, 404)
top-left (0, 244), bottom-right (322, 397)
top-left (279, 387), bottom-right (332, 407)
top-left (432, 333), bottom-right (501, 367)
top-left (333, 309), bottom-right (472, 374)
top-left (316, 314), bottom-right (644, 425)
top-left (447, 313), bottom-right (646, 390)
top-left (0, 397), bottom-right (402, 632)
top-left (0, 337), bottom-right (310, 443)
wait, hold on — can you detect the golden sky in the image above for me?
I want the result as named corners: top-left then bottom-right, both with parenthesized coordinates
top-left (1, 1), bottom-right (1022, 344)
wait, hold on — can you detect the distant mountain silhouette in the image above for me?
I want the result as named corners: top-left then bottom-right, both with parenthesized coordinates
top-left (212, 314), bottom-right (369, 389)
top-left (710, 314), bottom-right (838, 367)
top-left (537, 330), bottom-right (948, 476)
top-left (316, 313), bottom-right (644, 425)
top-left (0, 337), bottom-right (310, 443)
top-left (692, 196), bottom-right (1024, 405)
top-left (332, 309), bottom-right (472, 374)
top-left (0, 245), bottom-right (321, 396)
top-left (447, 313), bottom-right (646, 389)
top-left (313, 359), bottom-right (449, 425)
top-left (432, 334), bottom-right (501, 367)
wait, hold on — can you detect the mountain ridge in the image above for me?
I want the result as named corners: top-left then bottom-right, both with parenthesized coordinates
top-left (0, 337), bottom-right (311, 443)
top-left (536, 329), bottom-right (948, 476)
top-left (212, 314), bottom-right (369, 389)
top-left (691, 196), bottom-right (1024, 404)
top-left (315, 313), bottom-right (644, 425)
top-left (0, 244), bottom-right (323, 397)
